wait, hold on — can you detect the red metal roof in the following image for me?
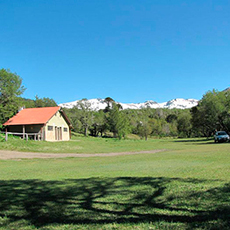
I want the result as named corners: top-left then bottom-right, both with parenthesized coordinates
top-left (3, 107), bottom-right (61, 126)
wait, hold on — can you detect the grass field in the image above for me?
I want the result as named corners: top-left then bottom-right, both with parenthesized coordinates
top-left (0, 133), bottom-right (173, 153)
top-left (0, 134), bottom-right (230, 229)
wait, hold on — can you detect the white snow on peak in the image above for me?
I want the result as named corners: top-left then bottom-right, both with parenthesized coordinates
top-left (59, 98), bottom-right (199, 110)
top-left (162, 98), bottom-right (199, 109)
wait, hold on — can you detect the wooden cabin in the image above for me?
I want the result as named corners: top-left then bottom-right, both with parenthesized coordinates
top-left (3, 107), bottom-right (72, 141)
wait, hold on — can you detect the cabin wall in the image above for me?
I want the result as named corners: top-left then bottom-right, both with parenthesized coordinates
top-left (44, 111), bottom-right (70, 141)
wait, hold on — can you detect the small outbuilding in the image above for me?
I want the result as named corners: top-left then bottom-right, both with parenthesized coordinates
top-left (3, 107), bottom-right (72, 141)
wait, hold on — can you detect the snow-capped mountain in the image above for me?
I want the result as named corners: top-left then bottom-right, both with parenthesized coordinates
top-left (59, 98), bottom-right (199, 110)
top-left (223, 87), bottom-right (230, 92)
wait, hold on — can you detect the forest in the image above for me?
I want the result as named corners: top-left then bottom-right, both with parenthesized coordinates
top-left (1, 68), bottom-right (230, 140)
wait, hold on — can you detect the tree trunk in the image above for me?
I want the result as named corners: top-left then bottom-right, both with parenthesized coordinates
top-left (84, 126), bottom-right (88, 136)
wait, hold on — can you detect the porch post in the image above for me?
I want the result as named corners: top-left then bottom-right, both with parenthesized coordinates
top-left (23, 125), bottom-right (25, 140)
top-left (41, 125), bottom-right (45, 141)
top-left (5, 128), bottom-right (8, 141)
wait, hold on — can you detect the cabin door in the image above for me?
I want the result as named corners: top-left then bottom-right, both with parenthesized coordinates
top-left (55, 127), bottom-right (62, 141)
top-left (59, 127), bottom-right (62, 140)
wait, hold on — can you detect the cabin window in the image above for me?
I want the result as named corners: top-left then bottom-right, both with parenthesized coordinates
top-left (63, 127), bottom-right (68, 132)
top-left (48, 126), bottom-right (53, 131)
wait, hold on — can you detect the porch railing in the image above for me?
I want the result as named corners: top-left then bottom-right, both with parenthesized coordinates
top-left (3, 132), bottom-right (42, 141)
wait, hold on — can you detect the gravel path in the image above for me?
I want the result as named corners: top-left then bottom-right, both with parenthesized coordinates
top-left (0, 149), bottom-right (166, 160)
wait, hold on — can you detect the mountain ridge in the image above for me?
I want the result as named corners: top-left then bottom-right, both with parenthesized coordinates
top-left (59, 98), bottom-right (199, 110)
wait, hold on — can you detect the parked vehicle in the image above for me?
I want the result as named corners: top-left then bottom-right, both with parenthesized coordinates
top-left (214, 131), bottom-right (230, 143)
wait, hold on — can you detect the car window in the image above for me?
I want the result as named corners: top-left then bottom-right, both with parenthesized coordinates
top-left (217, 131), bottom-right (227, 135)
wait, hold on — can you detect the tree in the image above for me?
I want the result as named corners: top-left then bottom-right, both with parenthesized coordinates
top-left (63, 107), bottom-right (82, 133)
top-left (166, 114), bottom-right (177, 123)
top-left (0, 69), bottom-right (25, 125)
top-left (77, 99), bottom-right (94, 136)
top-left (107, 103), bottom-right (131, 139)
top-left (89, 110), bottom-right (107, 137)
top-left (136, 112), bottom-right (153, 140)
top-left (34, 95), bottom-right (57, 107)
top-left (191, 90), bottom-right (230, 137)
top-left (148, 118), bottom-right (162, 136)
top-left (177, 111), bottom-right (192, 137)
top-left (137, 119), bottom-right (152, 140)
top-left (104, 97), bottom-right (115, 113)
top-left (18, 97), bottom-right (36, 108)
top-left (116, 111), bottom-right (131, 139)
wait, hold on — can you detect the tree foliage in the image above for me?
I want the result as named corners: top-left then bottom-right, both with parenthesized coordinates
top-left (0, 69), bottom-right (25, 125)
top-left (70, 99), bottom-right (94, 136)
top-left (34, 95), bottom-right (57, 107)
top-left (107, 103), bottom-right (130, 139)
top-left (177, 111), bottom-right (192, 137)
top-left (191, 89), bottom-right (230, 136)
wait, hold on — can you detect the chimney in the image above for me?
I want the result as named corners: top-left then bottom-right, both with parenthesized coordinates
top-left (18, 106), bottom-right (25, 112)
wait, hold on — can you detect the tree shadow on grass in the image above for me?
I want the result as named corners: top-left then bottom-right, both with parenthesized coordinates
top-left (174, 138), bottom-right (213, 143)
top-left (174, 138), bottom-right (230, 145)
top-left (199, 142), bottom-right (230, 145)
top-left (0, 177), bottom-right (230, 229)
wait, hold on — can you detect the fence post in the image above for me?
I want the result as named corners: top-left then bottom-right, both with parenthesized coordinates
top-left (5, 132), bottom-right (8, 141)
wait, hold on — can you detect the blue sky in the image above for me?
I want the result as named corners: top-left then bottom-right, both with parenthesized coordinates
top-left (1, 0), bottom-right (230, 104)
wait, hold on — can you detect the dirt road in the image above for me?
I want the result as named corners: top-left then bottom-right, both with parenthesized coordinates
top-left (0, 149), bottom-right (165, 160)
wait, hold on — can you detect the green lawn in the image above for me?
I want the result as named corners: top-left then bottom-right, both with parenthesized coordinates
top-left (0, 133), bottom-right (173, 153)
top-left (0, 135), bottom-right (230, 229)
